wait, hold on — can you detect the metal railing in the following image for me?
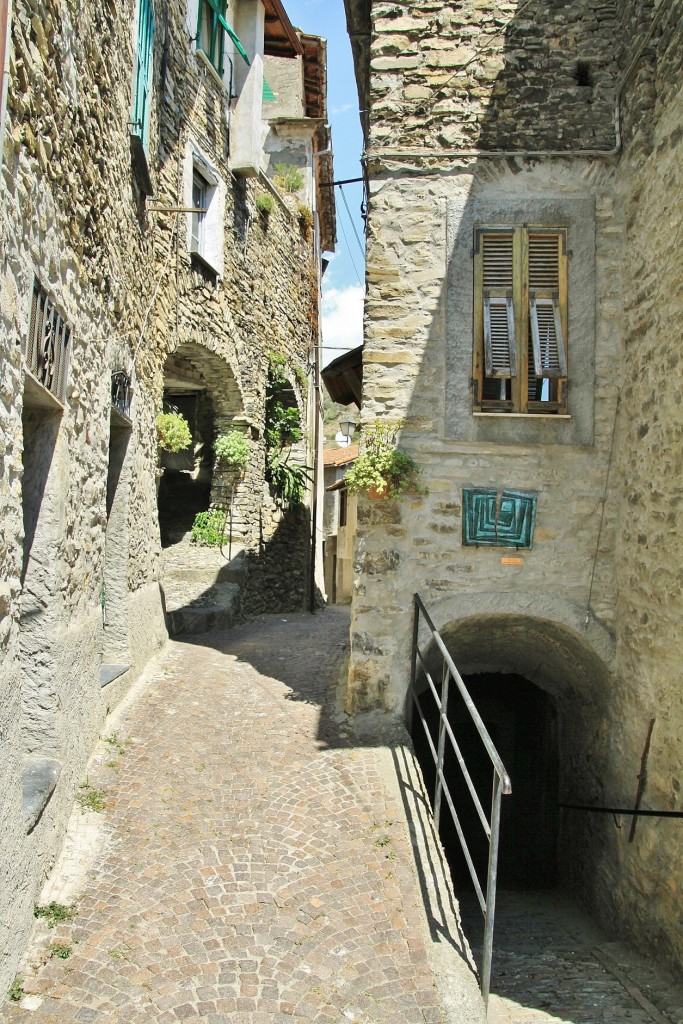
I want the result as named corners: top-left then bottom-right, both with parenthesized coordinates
top-left (409, 593), bottom-right (512, 1006)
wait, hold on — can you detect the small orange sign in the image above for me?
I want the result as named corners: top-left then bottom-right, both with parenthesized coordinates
top-left (501, 556), bottom-right (523, 566)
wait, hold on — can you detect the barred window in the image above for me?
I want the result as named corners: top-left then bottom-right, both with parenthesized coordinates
top-left (26, 280), bottom-right (72, 403)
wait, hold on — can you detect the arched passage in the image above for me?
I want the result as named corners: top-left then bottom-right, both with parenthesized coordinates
top-left (410, 612), bottom-right (613, 896)
top-left (159, 343), bottom-right (246, 547)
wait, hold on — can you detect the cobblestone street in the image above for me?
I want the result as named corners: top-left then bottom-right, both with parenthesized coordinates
top-left (2, 609), bottom-right (483, 1024)
top-left (3, 609), bottom-right (681, 1024)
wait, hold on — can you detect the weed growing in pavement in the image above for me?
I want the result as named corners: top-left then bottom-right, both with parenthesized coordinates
top-left (48, 943), bottom-right (73, 960)
top-left (104, 732), bottom-right (129, 756)
top-left (7, 977), bottom-right (24, 1002)
top-left (34, 902), bottom-right (76, 927)
top-left (76, 780), bottom-right (106, 813)
top-left (373, 834), bottom-right (391, 848)
top-left (108, 947), bottom-right (129, 960)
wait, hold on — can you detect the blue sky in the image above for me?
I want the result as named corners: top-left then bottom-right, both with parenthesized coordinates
top-left (282, 0), bottom-right (366, 365)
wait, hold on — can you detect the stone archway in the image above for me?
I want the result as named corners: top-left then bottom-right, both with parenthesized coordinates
top-left (411, 610), bottom-right (614, 897)
top-left (159, 343), bottom-right (247, 546)
top-left (159, 343), bottom-right (251, 635)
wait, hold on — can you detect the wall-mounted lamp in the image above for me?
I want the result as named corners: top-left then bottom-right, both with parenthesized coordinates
top-left (336, 412), bottom-right (358, 448)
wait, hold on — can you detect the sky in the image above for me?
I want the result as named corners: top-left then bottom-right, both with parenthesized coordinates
top-left (282, 0), bottom-right (366, 367)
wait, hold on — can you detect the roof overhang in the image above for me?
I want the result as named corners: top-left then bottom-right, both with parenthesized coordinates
top-left (322, 344), bottom-right (363, 407)
top-left (263, 0), bottom-right (303, 58)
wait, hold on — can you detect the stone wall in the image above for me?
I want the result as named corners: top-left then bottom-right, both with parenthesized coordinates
top-left (356, 0), bottom-right (621, 157)
top-left (608, 0), bottom-right (683, 970)
top-left (1, 0), bottom-right (165, 990)
top-left (344, 0), bottom-right (681, 973)
top-left (0, 0), bottom-right (326, 996)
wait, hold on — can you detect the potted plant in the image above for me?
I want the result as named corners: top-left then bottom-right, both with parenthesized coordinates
top-left (343, 420), bottom-right (420, 499)
top-left (155, 411), bottom-right (192, 454)
top-left (213, 430), bottom-right (250, 474)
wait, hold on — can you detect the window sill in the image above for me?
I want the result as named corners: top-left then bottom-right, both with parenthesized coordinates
top-left (23, 370), bottom-right (65, 411)
top-left (190, 250), bottom-right (221, 280)
top-left (195, 48), bottom-right (228, 94)
top-left (130, 134), bottom-right (154, 196)
top-left (473, 412), bottom-right (572, 420)
top-left (22, 755), bottom-right (62, 834)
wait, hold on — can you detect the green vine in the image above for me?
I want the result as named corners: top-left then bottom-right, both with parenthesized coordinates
top-left (265, 355), bottom-right (307, 506)
top-left (190, 509), bottom-right (227, 547)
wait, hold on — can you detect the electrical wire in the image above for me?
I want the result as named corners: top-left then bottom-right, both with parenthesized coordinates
top-left (335, 206), bottom-right (363, 287)
top-left (338, 184), bottom-right (366, 263)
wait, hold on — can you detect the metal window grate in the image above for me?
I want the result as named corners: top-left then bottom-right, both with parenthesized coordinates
top-left (27, 280), bottom-right (72, 402)
top-left (111, 371), bottom-right (132, 418)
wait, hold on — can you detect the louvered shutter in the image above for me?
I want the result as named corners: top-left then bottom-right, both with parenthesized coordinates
top-left (528, 233), bottom-right (567, 378)
top-left (132, 0), bottom-right (155, 152)
top-left (482, 233), bottom-right (516, 378)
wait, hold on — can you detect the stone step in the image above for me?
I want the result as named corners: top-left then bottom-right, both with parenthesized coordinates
top-left (165, 582), bottom-right (242, 637)
top-left (161, 544), bottom-right (246, 637)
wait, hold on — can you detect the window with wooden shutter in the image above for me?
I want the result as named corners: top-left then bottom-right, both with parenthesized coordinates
top-left (473, 225), bottom-right (568, 415)
top-left (482, 233), bottom-right (516, 379)
top-left (132, 0), bottom-right (155, 154)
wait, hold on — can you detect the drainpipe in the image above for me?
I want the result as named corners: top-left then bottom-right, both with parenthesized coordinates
top-left (0, 0), bottom-right (12, 157)
top-left (309, 141), bottom-right (331, 613)
top-left (309, 323), bottom-right (321, 614)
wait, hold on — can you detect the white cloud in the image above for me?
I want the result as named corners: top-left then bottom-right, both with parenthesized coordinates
top-left (321, 283), bottom-right (364, 368)
top-left (330, 103), bottom-right (355, 116)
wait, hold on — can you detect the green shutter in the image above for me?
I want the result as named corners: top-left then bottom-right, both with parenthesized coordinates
top-left (132, 0), bottom-right (155, 152)
top-left (262, 79), bottom-right (276, 102)
top-left (218, 13), bottom-right (250, 65)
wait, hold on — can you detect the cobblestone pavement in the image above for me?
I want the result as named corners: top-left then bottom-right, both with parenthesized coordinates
top-left (2, 608), bottom-right (484, 1024)
top-left (460, 891), bottom-right (683, 1024)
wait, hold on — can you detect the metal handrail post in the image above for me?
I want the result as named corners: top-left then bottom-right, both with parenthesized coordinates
top-left (481, 772), bottom-right (503, 1007)
top-left (433, 661), bottom-right (449, 827)
top-left (408, 596), bottom-right (420, 734)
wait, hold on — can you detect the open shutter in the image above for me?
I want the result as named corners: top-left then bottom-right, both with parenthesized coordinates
top-left (482, 233), bottom-right (516, 378)
top-left (219, 13), bottom-right (250, 65)
top-left (484, 294), bottom-right (516, 377)
top-left (529, 295), bottom-right (567, 377)
top-left (528, 233), bottom-right (567, 378)
top-left (132, 0), bottom-right (155, 151)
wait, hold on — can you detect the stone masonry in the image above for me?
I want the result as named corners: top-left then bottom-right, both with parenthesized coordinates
top-left (1, 0), bottom-right (333, 997)
top-left (343, 0), bottom-right (682, 975)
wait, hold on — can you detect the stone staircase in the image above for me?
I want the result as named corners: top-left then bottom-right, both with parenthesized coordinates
top-left (161, 538), bottom-right (246, 636)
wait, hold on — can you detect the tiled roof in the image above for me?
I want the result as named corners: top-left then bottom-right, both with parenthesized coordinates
top-left (323, 443), bottom-right (359, 467)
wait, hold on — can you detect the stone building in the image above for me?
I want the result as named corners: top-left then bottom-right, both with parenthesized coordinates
top-left (343, 0), bottom-right (682, 972)
top-left (322, 443), bottom-right (358, 604)
top-left (0, 0), bottom-right (333, 993)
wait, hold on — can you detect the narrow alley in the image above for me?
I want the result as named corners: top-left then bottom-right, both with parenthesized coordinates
top-left (4, 611), bottom-right (681, 1024)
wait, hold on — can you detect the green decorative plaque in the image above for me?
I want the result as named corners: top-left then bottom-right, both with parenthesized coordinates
top-left (462, 488), bottom-right (537, 549)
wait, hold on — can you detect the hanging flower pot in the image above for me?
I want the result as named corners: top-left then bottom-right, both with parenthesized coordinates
top-left (343, 420), bottom-right (421, 500)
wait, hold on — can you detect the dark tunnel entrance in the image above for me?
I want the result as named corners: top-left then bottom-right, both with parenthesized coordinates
top-left (411, 672), bottom-right (560, 892)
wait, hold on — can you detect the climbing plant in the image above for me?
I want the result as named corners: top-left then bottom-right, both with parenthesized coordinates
top-left (265, 354), bottom-right (309, 507)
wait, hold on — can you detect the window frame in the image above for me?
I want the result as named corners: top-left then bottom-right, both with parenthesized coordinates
top-left (185, 144), bottom-right (224, 277)
top-left (197, 0), bottom-right (227, 76)
top-left (472, 225), bottom-right (569, 416)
